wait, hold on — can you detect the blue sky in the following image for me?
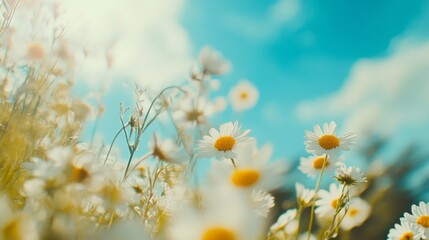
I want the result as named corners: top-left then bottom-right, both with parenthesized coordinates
top-left (175, 0), bottom-right (428, 161)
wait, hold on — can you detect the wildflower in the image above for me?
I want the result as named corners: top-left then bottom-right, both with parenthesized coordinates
top-left (24, 146), bottom-right (106, 192)
top-left (251, 190), bottom-right (275, 217)
top-left (295, 182), bottom-right (316, 208)
top-left (305, 121), bottom-right (355, 157)
top-left (0, 196), bottom-right (39, 240)
top-left (229, 80), bottom-right (259, 112)
top-left (340, 197), bottom-right (371, 231)
top-left (270, 208), bottom-right (298, 232)
top-left (213, 96), bottom-right (228, 112)
top-left (125, 173), bottom-right (149, 197)
top-left (335, 166), bottom-right (366, 187)
top-left (388, 219), bottom-right (423, 240)
top-left (149, 134), bottom-right (188, 164)
top-left (404, 202), bottom-right (429, 236)
top-left (7, 26), bottom-right (51, 63)
top-left (208, 141), bottom-right (285, 191)
top-left (27, 41), bottom-right (46, 59)
top-left (158, 183), bottom-right (194, 215)
top-left (173, 97), bottom-right (214, 129)
top-left (198, 121), bottom-right (251, 159)
top-left (168, 189), bottom-right (263, 240)
top-left (199, 46), bottom-right (231, 75)
top-left (93, 181), bottom-right (136, 217)
top-left (298, 154), bottom-right (343, 179)
top-left (315, 183), bottom-right (344, 219)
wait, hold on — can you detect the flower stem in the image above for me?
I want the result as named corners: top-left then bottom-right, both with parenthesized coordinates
top-left (307, 155), bottom-right (328, 240)
top-left (323, 185), bottom-right (350, 239)
top-left (230, 158), bottom-right (237, 168)
top-left (295, 206), bottom-right (304, 238)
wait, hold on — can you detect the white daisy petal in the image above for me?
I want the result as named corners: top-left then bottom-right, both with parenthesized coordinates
top-left (197, 122), bottom-right (251, 159)
top-left (305, 121), bottom-right (355, 157)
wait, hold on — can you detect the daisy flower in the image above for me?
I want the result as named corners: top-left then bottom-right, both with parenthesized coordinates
top-left (404, 202), bottom-right (429, 236)
top-left (168, 188), bottom-right (263, 240)
top-left (208, 140), bottom-right (286, 191)
top-left (315, 183), bottom-right (344, 219)
top-left (23, 146), bottom-right (107, 200)
top-left (199, 46), bottom-right (231, 75)
top-left (340, 197), bottom-right (371, 231)
top-left (296, 182), bottom-right (316, 208)
top-left (0, 196), bottom-right (39, 240)
top-left (149, 134), bottom-right (188, 164)
top-left (197, 121), bottom-right (251, 159)
top-left (305, 121), bottom-right (355, 157)
top-left (270, 208), bottom-right (298, 232)
top-left (298, 155), bottom-right (344, 179)
top-left (229, 80), bottom-right (259, 112)
top-left (335, 166), bottom-right (367, 187)
top-left (213, 96), bottom-right (228, 112)
top-left (93, 181), bottom-right (136, 217)
top-left (7, 32), bottom-right (51, 63)
top-left (158, 183), bottom-right (194, 215)
top-left (173, 96), bottom-right (214, 129)
top-left (388, 219), bottom-right (423, 240)
top-left (251, 190), bottom-right (275, 217)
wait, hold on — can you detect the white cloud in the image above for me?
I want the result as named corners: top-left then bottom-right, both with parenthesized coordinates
top-left (226, 0), bottom-right (303, 40)
top-left (64, 0), bottom-right (192, 90)
top-left (10, 0), bottom-right (192, 90)
top-left (297, 39), bottom-right (429, 138)
top-left (269, 0), bottom-right (301, 24)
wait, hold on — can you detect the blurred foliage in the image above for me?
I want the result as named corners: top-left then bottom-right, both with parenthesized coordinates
top-left (0, 67), bottom-right (85, 208)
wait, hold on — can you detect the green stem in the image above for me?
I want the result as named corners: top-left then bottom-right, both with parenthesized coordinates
top-left (323, 185), bottom-right (350, 239)
top-left (104, 123), bottom-right (129, 164)
top-left (140, 86), bottom-right (183, 133)
top-left (230, 158), bottom-right (237, 168)
top-left (307, 155), bottom-right (328, 240)
top-left (295, 206), bottom-right (304, 239)
top-left (342, 230), bottom-right (350, 240)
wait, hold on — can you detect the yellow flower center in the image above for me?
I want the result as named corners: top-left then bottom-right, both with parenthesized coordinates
top-left (132, 185), bottom-right (144, 194)
top-left (348, 208), bottom-right (359, 217)
top-left (400, 231), bottom-right (414, 240)
top-left (331, 198), bottom-right (340, 209)
top-left (186, 110), bottom-right (203, 122)
top-left (313, 157), bottom-right (329, 169)
top-left (70, 165), bottom-right (89, 183)
top-left (214, 136), bottom-right (236, 152)
top-left (27, 42), bottom-right (45, 59)
top-left (100, 184), bottom-right (123, 204)
top-left (417, 215), bottom-right (429, 228)
top-left (231, 169), bottom-right (260, 187)
top-left (240, 92), bottom-right (248, 100)
top-left (202, 227), bottom-right (236, 240)
top-left (153, 145), bottom-right (167, 161)
top-left (318, 135), bottom-right (340, 150)
top-left (137, 166), bottom-right (146, 175)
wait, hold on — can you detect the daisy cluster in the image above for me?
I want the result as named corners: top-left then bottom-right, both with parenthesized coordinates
top-left (388, 202), bottom-right (429, 240)
top-left (268, 122), bottom-right (371, 240)
top-left (1, 1), bottom-right (425, 240)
